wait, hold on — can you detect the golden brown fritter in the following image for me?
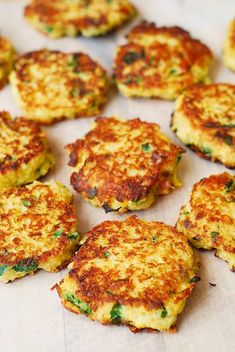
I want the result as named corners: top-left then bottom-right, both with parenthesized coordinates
top-left (0, 36), bottom-right (16, 89)
top-left (0, 180), bottom-right (79, 283)
top-left (67, 116), bottom-right (184, 213)
top-left (113, 21), bottom-right (213, 100)
top-left (56, 216), bottom-right (199, 332)
top-left (176, 173), bottom-right (235, 271)
top-left (223, 18), bottom-right (235, 72)
top-left (171, 83), bottom-right (235, 169)
top-left (10, 49), bottom-right (110, 124)
top-left (24, 0), bottom-right (136, 38)
top-left (0, 111), bottom-right (54, 189)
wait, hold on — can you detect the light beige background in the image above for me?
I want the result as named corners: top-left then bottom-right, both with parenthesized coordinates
top-left (0, 1), bottom-right (234, 351)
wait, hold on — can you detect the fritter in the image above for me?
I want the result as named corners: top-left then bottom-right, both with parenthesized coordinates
top-left (113, 21), bottom-right (213, 100)
top-left (55, 216), bottom-right (200, 332)
top-left (171, 83), bottom-right (235, 169)
top-left (24, 0), bottom-right (136, 38)
top-left (223, 19), bottom-right (235, 72)
top-left (0, 180), bottom-right (79, 283)
top-left (176, 173), bottom-right (235, 271)
top-left (0, 111), bottom-right (54, 189)
top-left (0, 36), bottom-right (16, 89)
top-left (67, 116), bottom-right (184, 213)
top-left (9, 49), bottom-right (110, 124)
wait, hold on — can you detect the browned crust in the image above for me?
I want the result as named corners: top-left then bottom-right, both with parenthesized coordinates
top-left (24, 0), bottom-right (136, 36)
top-left (0, 111), bottom-right (51, 174)
top-left (58, 216), bottom-right (197, 313)
top-left (114, 21), bottom-right (212, 90)
top-left (0, 183), bottom-right (78, 267)
top-left (171, 83), bottom-right (235, 168)
top-left (176, 172), bottom-right (235, 259)
top-left (67, 117), bottom-right (184, 204)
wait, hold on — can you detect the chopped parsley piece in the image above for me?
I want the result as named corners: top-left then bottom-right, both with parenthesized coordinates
top-left (189, 276), bottom-right (201, 283)
top-left (136, 75), bottom-right (142, 83)
top-left (152, 236), bottom-right (157, 243)
top-left (71, 86), bottom-right (80, 98)
top-left (160, 308), bottom-right (168, 318)
top-left (13, 258), bottom-right (38, 272)
top-left (45, 25), bottom-right (53, 33)
top-left (54, 229), bottom-right (64, 238)
top-left (141, 143), bottom-right (151, 152)
top-left (169, 68), bottom-right (178, 75)
top-left (225, 179), bottom-right (235, 192)
top-left (68, 232), bottom-right (79, 240)
top-left (87, 187), bottom-right (98, 199)
top-left (0, 265), bottom-right (8, 276)
top-left (103, 251), bottom-right (110, 258)
top-left (177, 154), bottom-right (182, 163)
top-left (202, 147), bottom-right (212, 157)
top-left (123, 51), bottom-right (145, 64)
top-left (183, 210), bottom-right (189, 215)
top-left (224, 135), bottom-right (233, 146)
top-left (210, 231), bottom-right (219, 240)
top-left (65, 293), bottom-right (92, 314)
top-left (67, 56), bottom-right (77, 68)
top-left (22, 199), bottom-right (31, 207)
top-left (102, 202), bottom-right (121, 213)
top-left (110, 302), bottom-right (122, 324)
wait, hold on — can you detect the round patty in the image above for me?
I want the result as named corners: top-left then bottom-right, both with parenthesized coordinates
top-left (0, 180), bottom-right (79, 283)
top-left (176, 173), bottom-right (235, 271)
top-left (0, 111), bottom-right (54, 189)
top-left (67, 116), bottom-right (184, 213)
top-left (0, 36), bottom-right (16, 90)
top-left (223, 18), bottom-right (235, 72)
top-left (113, 21), bottom-right (212, 100)
top-left (56, 216), bottom-right (199, 332)
top-left (24, 0), bottom-right (136, 38)
top-left (10, 49), bottom-right (110, 124)
top-left (171, 83), bottom-right (235, 169)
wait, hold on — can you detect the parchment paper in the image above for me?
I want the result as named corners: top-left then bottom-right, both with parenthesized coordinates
top-left (0, 1), bottom-right (234, 351)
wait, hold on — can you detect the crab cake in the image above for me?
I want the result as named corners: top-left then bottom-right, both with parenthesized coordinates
top-left (67, 116), bottom-right (184, 213)
top-left (113, 21), bottom-right (213, 100)
top-left (55, 216), bottom-right (199, 332)
top-left (176, 173), bottom-right (235, 271)
top-left (223, 19), bottom-right (235, 72)
top-left (9, 49), bottom-right (110, 124)
top-left (24, 0), bottom-right (136, 38)
top-left (171, 84), bottom-right (235, 169)
top-left (0, 180), bottom-right (79, 283)
top-left (0, 36), bottom-right (16, 90)
top-left (0, 111), bottom-right (54, 189)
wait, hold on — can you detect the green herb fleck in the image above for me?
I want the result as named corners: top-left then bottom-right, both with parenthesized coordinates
top-left (68, 232), bottom-right (79, 240)
top-left (103, 251), bottom-right (110, 258)
top-left (202, 147), bottom-right (212, 157)
top-left (54, 229), bottom-right (64, 238)
top-left (13, 258), bottom-right (38, 272)
top-left (102, 202), bottom-right (121, 213)
top-left (152, 236), bottom-right (157, 243)
top-left (71, 86), bottom-right (80, 98)
top-left (22, 199), bottom-right (31, 207)
top-left (110, 302), bottom-right (122, 324)
top-left (210, 231), bottom-right (219, 240)
top-left (67, 56), bottom-right (77, 68)
top-left (65, 293), bottom-right (92, 314)
top-left (45, 25), bottom-right (53, 33)
top-left (0, 265), bottom-right (8, 276)
top-left (123, 51), bottom-right (144, 65)
top-left (221, 123), bottom-right (235, 128)
top-left (136, 75), bottom-right (142, 83)
top-left (183, 210), bottom-right (189, 215)
top-left (177, 154), bottom-right (182, 163)
top-left (87, 187), bottom-right (98, 199)
top-left (225, 179), bottom-right (235, 192)
top-left (189, 276), bottom-right (201, 283)
top-left (169, 68), bottom-right (178, 75)
top-left (124, 77), bottom-right (133, 84)
top-left (160, 308), bottom-right (168, 318)
top-left (224, 135), bottom-right (233, 146)
top-left (141, 143), bottom-right (151, 152)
